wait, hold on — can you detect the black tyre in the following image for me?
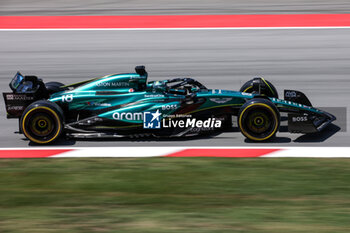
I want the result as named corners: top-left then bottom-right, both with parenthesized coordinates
top-left (240, 77), bottom-right (279, 98)
top-left (238, 98), bottom-right (280, 141)
top-left (45, 82), bottom-right (68, 95)
top-left (20, 100), bottom-right (64, 144)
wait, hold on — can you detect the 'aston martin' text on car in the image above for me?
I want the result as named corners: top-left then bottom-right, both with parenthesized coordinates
top-left (3, 66), bottom-right (335, 144)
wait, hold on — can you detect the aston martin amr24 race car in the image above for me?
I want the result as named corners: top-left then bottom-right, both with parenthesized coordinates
top-left (3, 66), bottom-right (335, 144)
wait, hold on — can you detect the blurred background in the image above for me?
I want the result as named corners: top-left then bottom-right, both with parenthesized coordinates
top-left (0, 1), bottom-right (349, 146)
top-left (1, 0), bottom-right (350, 15)
top-left (1, 158), bottom-right (350, 233)
top-left (1, 1), bottom-right (350, 232)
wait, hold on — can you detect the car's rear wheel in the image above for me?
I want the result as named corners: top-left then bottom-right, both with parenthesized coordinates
top-left (238, 98), bottom-right (280, 141)
top-left (240, 77), bottom-right (279, 98)
top-left (20, 100), bottom-right (64, 144)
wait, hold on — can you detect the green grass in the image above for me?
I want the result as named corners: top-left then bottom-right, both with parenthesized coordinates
top-left (0, 158), bottom-right (350, 232)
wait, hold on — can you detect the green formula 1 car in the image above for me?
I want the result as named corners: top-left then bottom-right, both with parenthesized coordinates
top-left (3, 66), bottom-right (335, 144)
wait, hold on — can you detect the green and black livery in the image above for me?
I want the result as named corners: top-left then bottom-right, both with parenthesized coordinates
top-left (3, 66), bottom-right (335, 144)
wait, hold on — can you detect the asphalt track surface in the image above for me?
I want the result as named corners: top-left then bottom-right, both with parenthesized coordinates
top-left (0, 28), bottom-right (349, 147)
top-left (1, 0), bottom-right (350, 15)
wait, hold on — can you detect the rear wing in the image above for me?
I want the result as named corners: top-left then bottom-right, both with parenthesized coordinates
top-left (3, 72), bottom-right (48, 118)
top-left (3, 93), bottom-right (36, 118)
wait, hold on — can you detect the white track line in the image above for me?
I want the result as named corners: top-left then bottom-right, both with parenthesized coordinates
top-left (1, 27), bottom-right (350, 31)
top-left (52, 147), bottom-right (181, 158)
top-left (262, 147), bottom-right (350, 158)
top-left (50, 147), bottom-right (350, 158)
top-left (1, 147), bottom-right (350, 158)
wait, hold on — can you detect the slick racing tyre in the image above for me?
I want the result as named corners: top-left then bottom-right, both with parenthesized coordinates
top-left (45, 82), bottom-right (68, 95)
top-left (238, 98), bottom-right (280, 141)
top-left (240, 77), bottom-right (279, 98)
top-left (20, 100), bottom-right (64, 144)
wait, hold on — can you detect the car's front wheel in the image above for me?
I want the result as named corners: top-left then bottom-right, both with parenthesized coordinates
top-left (20, 100), bottom-right (64, 144)
top-left (238, 98), bottom-right (280, 141)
